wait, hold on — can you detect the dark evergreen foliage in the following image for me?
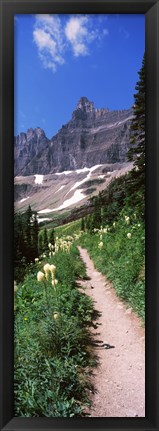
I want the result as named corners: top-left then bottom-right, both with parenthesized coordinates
top-left (14, 205), bottom-right (39, 281)
top-left (127, 54), bottom-right (145, 216)
top-left (43, 228), bottom-right (49, 254)
top-left (49, 229), bottom-right (55, 249)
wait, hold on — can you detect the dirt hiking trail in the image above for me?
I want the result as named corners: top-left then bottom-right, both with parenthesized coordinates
top-left (78, 247), bottom-right (145, 418)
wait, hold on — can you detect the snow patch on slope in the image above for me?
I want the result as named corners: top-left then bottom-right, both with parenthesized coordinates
top-left (38, 189), bottom-right (85, 214)
top-left (55, 165), bottom-right (102, 177)
top-left (20, 196), bottom-right (30, 203)
top-left (34, 174), bottom-right (44, 184)
top-left (55, 170), bottom-right (72, 176)
top-left (37, 217), bottom-right (50, 224)
top-left (68, 165), bottom-right (102, 193)
top-left (55, 185), bottom-right (65, 193)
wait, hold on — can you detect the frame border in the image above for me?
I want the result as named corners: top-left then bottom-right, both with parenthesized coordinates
top-left (0, 1), bottom-right (159, 430)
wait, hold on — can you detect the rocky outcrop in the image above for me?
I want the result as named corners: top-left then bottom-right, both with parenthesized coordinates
top-left (14, 97), bottom-right (133, 176)
top-left (14, 128), bottom-right (50, 176)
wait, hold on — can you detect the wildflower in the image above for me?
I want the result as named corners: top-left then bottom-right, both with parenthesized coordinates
top-left (125, 216), bottom-right (130, 224)
top-left (127, 233), bottom-right (131, 239)
top-left (48, 243), bottom-right (52, 250)
top-left (98, 241), bottom-right (103, 249)
top-left (52, 279), bottom-right (58, 288)
top-left (37, 271), bottom-right (45, 282)
top-left (103, 228), bottom-right (108, 233)
top-left (100, 234), bottom-right (103, 240)
top-left (113, 222), bottom-right (116, 227)
top-left (43, 263), bottom-right (51, 274)
top-left (53, 312), bottom-right (59, 320)
top-left (50, 264), bottom-right (56, 277)
top-left (24, 317), bottom-right (28, 321)
top-left (138, 224), bottom-right (141, 227)
top-left (42, 254), bottom-right (46, 258)
top-left (35, 258), bottom-right (39, 263)
top-left (50, 264), bottom-right (56, 271)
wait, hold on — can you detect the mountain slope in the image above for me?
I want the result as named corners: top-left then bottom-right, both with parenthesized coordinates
top-left (14, 97), bottom-right (133, 176)
top-left (14, 162), bottom-right (133, 221)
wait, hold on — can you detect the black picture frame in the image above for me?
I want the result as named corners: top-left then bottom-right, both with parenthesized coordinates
top-left (0, 0), bottom-right (159, 430)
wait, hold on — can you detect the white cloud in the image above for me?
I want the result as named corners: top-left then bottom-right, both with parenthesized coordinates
top-left (65, 16), bottom-right (90, 57)
top-left (33, 14), bottom-right (109, 72)
top-left (33, 14), bottom-right (65, 72)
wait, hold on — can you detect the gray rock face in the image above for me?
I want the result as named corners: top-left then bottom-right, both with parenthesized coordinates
top-left (14, 97), bottom-right (133, 176)
top-left (14, 127), bottom-right (50, 176)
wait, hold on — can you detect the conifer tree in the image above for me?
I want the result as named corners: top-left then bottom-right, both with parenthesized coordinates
top-left (127, 54), bottom-right (145, 215)
top-left (49, 229), bottom-right (55, 249)
top-left (32, 212), bottom-right (39, 259)
top-left (25, 205), bottom-right (32, 261)
top-left (92, 196), bottom-right (102, 230)
top-left (38, 233), bottom-right (43, 256)
top-left (43, 228), bottom-right (49, 254)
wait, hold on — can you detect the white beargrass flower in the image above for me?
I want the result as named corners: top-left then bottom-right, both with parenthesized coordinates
top-left (52, 279), bottom-right (58, 288)
top-left (55, 244), bottom-right (59, 253)
top-left (50, 264), bottom-right (56, 276)
top-left (125, 216), bottom-right (130, 224)
top-left (53, 312), bottom-right (59, 320)
top-left (37, 271), bottom-right (45, 282)
top-left (35, 258), bottom-right (39, 263)
top-left (103, 228), bottom-right (108, 233)
top-left (98, 241), bottom-right (103, 249)
top-left (43, 263), bottom-right (51, 273)
top-left (127, 233), bottom-right (131, 239)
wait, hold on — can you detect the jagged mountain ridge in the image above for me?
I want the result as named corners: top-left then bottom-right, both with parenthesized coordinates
top-left (14, 97), bottom-right (133, 176)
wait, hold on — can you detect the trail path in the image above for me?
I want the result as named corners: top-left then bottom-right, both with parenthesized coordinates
top-left (78, 247), bottom-right (145, 418)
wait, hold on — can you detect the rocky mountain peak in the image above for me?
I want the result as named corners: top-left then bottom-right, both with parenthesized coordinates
top-left (14, 98), bottom-right (133, 176)
top-left (34, 127), bottom-right (46, 139)
top-left (76, 96), bottom-right (95, 113)
top-left (26, 127), bottom-right (46, 141)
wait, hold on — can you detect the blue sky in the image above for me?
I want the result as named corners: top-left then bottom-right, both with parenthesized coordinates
top-left (14, 14), bottom-right (145, 139)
